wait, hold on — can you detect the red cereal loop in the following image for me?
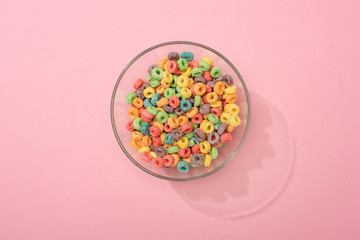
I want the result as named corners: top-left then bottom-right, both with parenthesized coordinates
top-left (222, 100), bottom-right (227, 107)
top-left (174, 69), bottom-right (182, 75)
top-left (220, 133), bottom-right (232, 143)
top-left (181, 122), bottom-right (193, 133)
top-left (169, 95), bottom-right (180, 108)
top-left (191, 144), bottom-right (201, 154)
top-left (191, 113), bottom-right (203, 124)
top-left (178, 148), bottom-right (191, 158)
top-left (167, 61), bottom-right (179, 73)
top-left (152, 137), bottom-right (161, 147)
top-left (126, 120), bottom-right (134, 131)
top-left (188, 60), bottom-right (199, 69)
top-left (141, 152), bottom-right (153, 162)
top-left (163, 155), bottom-right (175, 167)
top-left (154, 157), bottom-right (164, 168)
top-left (141, 115), bottom-right (152, 123)
top-left (190, 85), bottom-right (195, 96)
top-left (164, 122), bottom-right (173, 133)
top-left (204, 71), bottom-right (212, 81)
top-left (142, 109), bottom-right (154, 119)
top-left (206, 85), bottom-right (212, 93)
top-left (150, 125), bottom-right (161, 137)
top-left (211, 107), bottom-right (221, 117)
top-left (133, 78), bottom-right (144, 90)
top-left (210, 65), bottom-right (214, 69)
top-left (203, 93), bottom-right (209, 104)
top-left (212, 142), bottom-right (222, 148)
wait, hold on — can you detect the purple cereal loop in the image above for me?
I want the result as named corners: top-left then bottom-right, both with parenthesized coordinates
top-left (135, 89), bottom-right (145, 100)
top-left (199, 104), bottom-right (210, 115)
top-left (148, 64), bottom-right (158, 74)
top-left (207, 132), bottom-right (220, 145)
top-left (149, 144), bottom-right (155, 151)
top-left (189, 98), bottom-right (195, 104)
top-left (163, 105), bottom-right (175, 113)
top-left (191, 153), bottom-right (204, 167)
top-left (223, 74), bottom-right (234, 85)
top-left (214, 75), bottom-right (224, 82)
top-left (167, 52), bottom-right (180, 61)
top-left (140, 82), bottom-right (150, 92)
top-left (175, 107), bottom-right (185, 116)
top-left (207, 80), bottom-right (216, 88)
top-left (154, 146), bottom-right (167, 157)
top-left (194, 76), bottom-right (206, 84)
top-left (171, 129), bottom-right (183, 141)
top-left (217, 122), bottom-right (228, 135)
top-left (193, 128), bottom-right (206, 142)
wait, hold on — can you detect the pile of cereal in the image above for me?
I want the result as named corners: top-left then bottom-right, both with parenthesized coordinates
top-left (125, 51), bottom-right (241, 173)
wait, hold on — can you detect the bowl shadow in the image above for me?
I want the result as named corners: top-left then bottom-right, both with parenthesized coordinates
top-left (169, 92), bottom-right (295, 218)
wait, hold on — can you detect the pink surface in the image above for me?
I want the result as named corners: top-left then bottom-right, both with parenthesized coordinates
top-left (0, 0), bottom-right (359, 239)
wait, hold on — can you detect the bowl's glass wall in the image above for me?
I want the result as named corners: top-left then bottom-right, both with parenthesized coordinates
top-left (112, 42), bottom-right (250, 180)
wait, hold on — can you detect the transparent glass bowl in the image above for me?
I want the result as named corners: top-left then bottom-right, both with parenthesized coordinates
top-left (111, 41), bottom-right (251, 181)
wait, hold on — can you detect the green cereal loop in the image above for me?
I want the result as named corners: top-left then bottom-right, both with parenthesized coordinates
top-left (177, 58), bottom-right (188, 71)
top-left (199, 61), bottom-right (210, 71)
top-left (156, 111), bottom-right (168, 123)
top-left (164, 88), bottom-right (176, 99)
top-left (217, 142), bottom-right (223, 148)
top-left (189, 139), bottom-right (195, 147)
top-left (126, 92), bottom-right (136, 104)
top-left (194, 95), bottom-right (201, 107)
top-left (133, 118), bottom-right (143, 130)
top-left (168, 146), bottom-right (179, 154)
top-left (150, 80), bottom-right (161, 87)
top-left (176, 86), bottom-right (181, 93)
top-left (147, 105), bottom-right (158, 115)
top-left (191, 122), bottom-right (198, 129)
top-left (168, 113), bottom-right (177, 118)
top-left (185, 132), bottom-right (194, 139)
top-left (151, 67), bottom-right (164, 80)
top-left (210, 66), bottom-right (221, 78)
top-left (208, 113), bottom-right (219, 124)
top-left (171, 78), bottom-right (177, 88)
top-left (173, 74), bottom-right (179, 81)
top-left (191, 67), bottom-right (203, 77)
top-left (210, 147), bottom-right (218, 159)
top-left (147, 75), bottom-right (152, 81)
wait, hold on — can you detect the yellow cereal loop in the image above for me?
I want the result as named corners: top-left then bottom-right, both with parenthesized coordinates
top-left (225, 103), bottom-right (240, 115)
top-left (224, 86), bottom-right (237, 94)
top-left (204, 154), bottom-right (212, 167)
top-left (202, 57), bottom-right (213, 66)
top-left (220, 112), bottom-right (231, 124)
top-left (229, 115), bottom-right (241, 127)
top-left (171, 154), bottom-right (180, 167)
top-left (181, 67), bottom-right (192, 77)
top-left (131, 131), bottom-right (144, 140)
top-left (139, 146), bottom-right (150, 153)
top-left (209, 101), bottom-right (222, 108)
top-left (157, 107), bottom-right (164, 112)
top-left (199, 141), bottom-right (211, 153)
top-left (180, 88), bottom-right (192, 99)
top-left (177, 136), bottom-right (189, 148)
top-left (200, 120), bottom-right (214, 134)
top-left (143, 87), bottom-right (155, 98)
top-left (158, 58), bottom-right (168, 70)
top-left (162, 71), bottom-right (173, 84)
top-left (176, 76), bottom-right (189, 88)
top-left (164, 61), bottom-right (169, 71)
top-left (160, 132), bottom-right (166, 144)
top-left (156, 85), bottom-right (165, 94)
top-left (149, 151), bottom-right (157, 158)
top-left (222, 93), bottom-right (228, 100)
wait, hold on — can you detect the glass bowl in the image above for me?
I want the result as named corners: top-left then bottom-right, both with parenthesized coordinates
top-left (111, 41), bottom-right (251, 181)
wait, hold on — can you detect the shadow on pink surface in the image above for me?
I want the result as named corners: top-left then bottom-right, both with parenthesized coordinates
top-left (169, 92), bottom-right (295, 218)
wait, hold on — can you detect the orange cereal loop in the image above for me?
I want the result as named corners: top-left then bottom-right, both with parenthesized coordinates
top-left (187, 78), bottom-right (194, 88)
top-left (168, 117), bottom-right (179, 129)
top-left (131, 131), bottom-right (144, 140)
top-left (227, 124), bottom-right (235, 133)
top-left (153, 121), bottom-right (164, 132)
top-left (226, 94), bottom-right (238, 103)
top-left (203, 114), bottom-right (209, 120)
top-left (141, 135), bottom-right (151, 147)
top-left (128, 106), bottom-right (140, 120)
top-left (178, 116), bottom-right (189, 125)
top-left (183, 157), bottom-right (191, 164)
top-left (194, 83), bottom-right (206, 96)
top-left (132, 98), bottom-right (144, 108)
top-left (214, 81), bottom-right (225, 95)
top-left (130, 139), bottom-right (142, 150)
top-left (186, 107), bottom-right (198, 118)
top-left (200, 98), bottom-right (204, 105)
top-left (156, 85), bottom-right (165, 94)
top-left (157, 98), bottom-right (169, 107)
top-left (158, 58), bottom-right (168, 70)
top-left (171, 154), bottom-right (180, 167)
top-left (206, 92), bottom-right (218, 104)
top-left (161, 78), bottom-right (171, 88)
top-left (172, 141), bottom-right (178, 146)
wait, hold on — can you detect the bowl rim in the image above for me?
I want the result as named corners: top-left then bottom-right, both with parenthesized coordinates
top-left (110, 41), bottom-right (251, 181)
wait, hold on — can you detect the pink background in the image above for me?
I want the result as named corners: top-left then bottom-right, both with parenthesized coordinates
top-left (1, 0), bottom-right (359, 239)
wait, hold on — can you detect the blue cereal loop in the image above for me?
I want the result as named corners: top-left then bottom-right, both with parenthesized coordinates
top-left (151, 93), bottom-right (160, 106)
top-left (164, 133), bottom-right (174, 145)
top-left (181, 51), bottom-right (194, 61)
top-left (180, 99), bottom-right (192, 112)
top-left (144, 98), bottom-right (152, 108)
top-left (214, 122), bottom-right (221, 130)
top-left (177, 161), bottom-right (190, 173)
top-left (190, 137), bottom-right (199, 145)
top-left (141, 122), bottom-right (150, 136)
